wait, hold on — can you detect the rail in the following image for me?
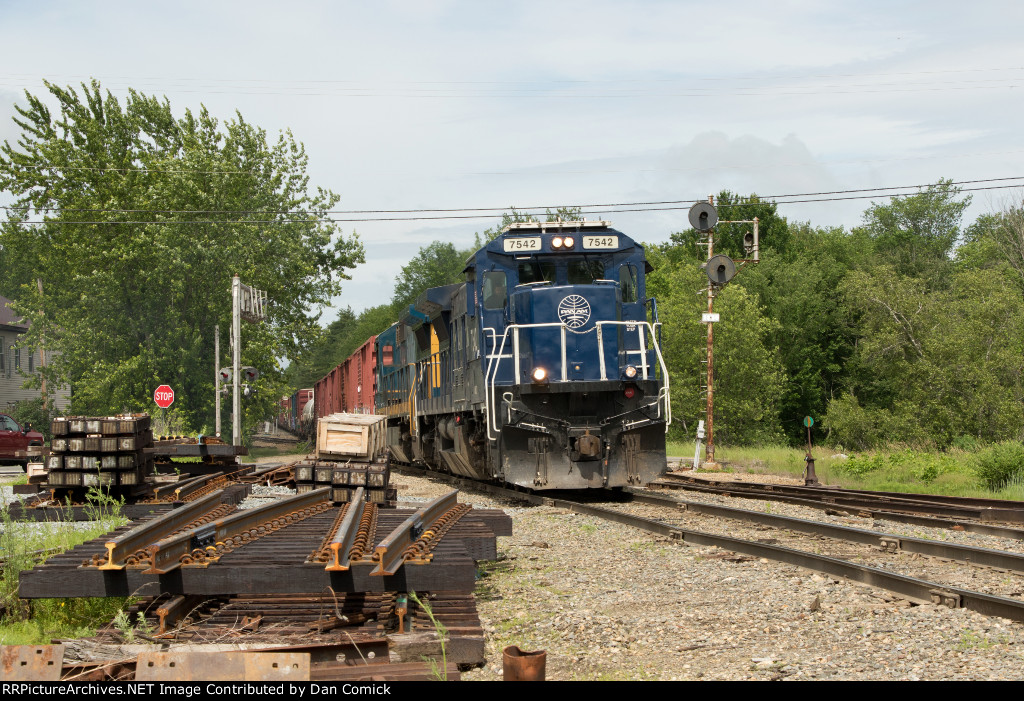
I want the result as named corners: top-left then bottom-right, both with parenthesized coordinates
top-left (324, 487), bottom-right (366, 571)
top-left (98, 492), bottom-right (225, 570)
top-left (371, 489), bottom-right (459, 576)
top-left (146, 488), bottom-right (331, 574)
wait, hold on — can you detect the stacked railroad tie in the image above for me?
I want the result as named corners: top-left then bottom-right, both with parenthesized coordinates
top-left (46, 415), bottom-right (154, 491)
top-left (294, 458), bottom-right (392, 504)
top-left (294, 412), bottom-right (393, 504)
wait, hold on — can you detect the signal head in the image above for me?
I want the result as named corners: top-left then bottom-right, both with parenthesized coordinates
top-left (688, 201), bottom-right (719, 232)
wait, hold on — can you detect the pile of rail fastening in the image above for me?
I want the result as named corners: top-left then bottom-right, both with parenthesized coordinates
top-left (3, 413), bottom-right (511, 682)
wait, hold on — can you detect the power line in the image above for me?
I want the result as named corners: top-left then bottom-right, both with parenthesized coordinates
top-left (2, 176), bottom-right (1022, 217)
top-left (4, 183), bottom-right (1022, 226)
top-left (9, 145), bottom-right (1024, 178)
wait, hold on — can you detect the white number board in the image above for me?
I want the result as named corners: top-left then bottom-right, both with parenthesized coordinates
top-left (503, 237), bottom-right (541, 252)
top-left (583, 235), bottom-right (619, 249)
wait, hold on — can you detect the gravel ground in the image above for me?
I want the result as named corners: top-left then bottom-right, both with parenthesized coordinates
top-left (391, 470), bottom-right (1024, 681)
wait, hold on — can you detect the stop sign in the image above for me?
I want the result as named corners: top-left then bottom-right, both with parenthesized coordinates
top-left (154, 384), bottom-right (175, 409)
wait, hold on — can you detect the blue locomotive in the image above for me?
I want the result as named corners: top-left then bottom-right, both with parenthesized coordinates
top-left (374, 220), bottom-right (671, 490)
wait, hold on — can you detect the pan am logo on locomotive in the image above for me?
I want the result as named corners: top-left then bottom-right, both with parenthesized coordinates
top-left (557, 294), bottom-right (591, 329)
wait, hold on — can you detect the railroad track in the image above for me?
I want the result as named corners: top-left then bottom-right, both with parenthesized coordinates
top-left (650, 471), bottom-right (1024, 523)
top-left (392, 463), bottom-right (1024, 623)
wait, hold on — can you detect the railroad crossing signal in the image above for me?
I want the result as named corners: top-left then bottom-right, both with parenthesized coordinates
top-left (218, 368), bottom-right (232, 384)
top-left (154, 384), bottom-right (175, 409)
top-left (242, 366), bottom-right (259, 382)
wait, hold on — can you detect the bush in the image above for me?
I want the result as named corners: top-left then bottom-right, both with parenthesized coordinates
top-left (973, 442), bottom-right (1024, 490)
top-left (7, 398), bottom-right (53, 442)
top-left (837, 453), bottom-right (886, 476)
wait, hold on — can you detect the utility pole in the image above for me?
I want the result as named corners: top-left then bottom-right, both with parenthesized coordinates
top-left (232, 276), bottom-right (242, 446)
top-left (230, 275), bottom-right (268, 446)
top-left (36, 278), bottom-right (47, 412)
top-left (215, 324), bottom-right (221, 438)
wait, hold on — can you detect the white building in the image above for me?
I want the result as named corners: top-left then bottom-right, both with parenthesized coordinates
top-left (0, 294), bottom-right (70, 411)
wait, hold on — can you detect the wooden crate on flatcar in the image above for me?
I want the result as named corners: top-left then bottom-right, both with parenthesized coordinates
top-left (315, 413), bottom-right (386, 462)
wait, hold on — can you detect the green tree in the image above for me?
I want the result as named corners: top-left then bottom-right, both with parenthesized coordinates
top-left (391, 241), bottom-right (473, 312)
top-left (0, 81), bottom-right (364, 434)
top-left (738, 223), bottom-right (863, 442)
top-left (827, 266), bottom-right (1024, 449)
top-left (959, 204), bottom-right (1024, 292)
top-left (646, 244), bottom-right (785, 445)
top-left (857, 179), bottom-right (970, 281)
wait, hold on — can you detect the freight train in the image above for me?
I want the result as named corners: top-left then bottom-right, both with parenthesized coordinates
top-left (307, 220), bottom-right (671, 490)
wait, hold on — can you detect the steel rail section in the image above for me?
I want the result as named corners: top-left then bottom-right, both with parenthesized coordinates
top-left (652, 475), bottom-right (1024, 522)
top-left (819, 484), bottom-right (1024, 511)
top-left (325, 488), bottom-right (366, 571)
top-left (98, 492), bottom-right (225, 570)
top-left (626, 491), bottom-right (1024, 573)
top-left (371, 489), bottom-right (459, 576)
top-left (547, 497), bottom-right (1024, 622)
top-left (635, 486), bottom-right (1024, 540)
top-left (150, 473), bottom-right (223, 503)
top-left (147, 488), bottom-right (331, 574)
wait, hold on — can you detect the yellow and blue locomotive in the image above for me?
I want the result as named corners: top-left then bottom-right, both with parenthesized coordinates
top-left (375, 220), bottom-right (670, 490)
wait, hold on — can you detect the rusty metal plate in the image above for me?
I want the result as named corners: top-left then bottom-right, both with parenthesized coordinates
top-left (136, 651), bottom-right (310, 681)
top-left (1, 644), bottom-right (65, 680)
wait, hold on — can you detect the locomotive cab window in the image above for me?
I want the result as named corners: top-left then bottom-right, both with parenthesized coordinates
top-left (483, 271), bottom-right (507, 310)
top-left (381, 345), bottom-right (394, 367)
top-left (568, 259), bottom-right (606, 285)
top-left (518, 261), bottom-right (556, 285)
top-left (620, 264), bottom-right (638, 303)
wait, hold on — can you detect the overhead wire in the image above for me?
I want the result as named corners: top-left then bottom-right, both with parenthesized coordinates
top-left (2, 176), bottom-right (1023, 220)
top-left (3, 182), bottom-right (1023, 225)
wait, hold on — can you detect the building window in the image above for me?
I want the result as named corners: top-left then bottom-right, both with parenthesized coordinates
top-left (13, 347), bottom-right (20, 371)
top-left (0, 339), bottom-right (4, 375)
top-left (28, 349), bottom-right (34, 373)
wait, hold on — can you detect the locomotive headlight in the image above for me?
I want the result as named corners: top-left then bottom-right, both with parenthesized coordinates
top-left (623, 365), bottom-right (638, 379)
top-left (532, 367), bottom-right (548, 382)
top-left (563, 236), bottom-right (574, 248)
top-left (551, 237), bottom-right (564, 249)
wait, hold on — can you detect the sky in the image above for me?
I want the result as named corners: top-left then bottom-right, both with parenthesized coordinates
top-left (1, 1), bottom-right (1023, 319)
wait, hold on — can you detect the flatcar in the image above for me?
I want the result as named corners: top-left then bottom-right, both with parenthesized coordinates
top-left (374, 220), bottom-right (670, 490)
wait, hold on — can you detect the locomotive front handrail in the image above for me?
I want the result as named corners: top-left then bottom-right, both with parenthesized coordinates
top-left (483, 319), bottom-right (671, 440)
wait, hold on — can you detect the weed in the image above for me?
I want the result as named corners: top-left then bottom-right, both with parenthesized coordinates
top-left (409, 591), bottom-right (448, 681)
top-left (113, 609), bottom-right (153, 643)
top-left (579, 524), bottom-right (598, 535)
top-left (0, 483), bottom-right (128, 642)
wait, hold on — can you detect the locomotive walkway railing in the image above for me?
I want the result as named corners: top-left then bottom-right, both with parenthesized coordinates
top-left (483, 320), bottom-right (670, 441)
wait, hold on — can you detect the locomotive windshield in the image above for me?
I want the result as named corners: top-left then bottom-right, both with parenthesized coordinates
top-left (518, 261), bottom-right (556, 285)
top-left (567, 259), bottom-right (606, 284)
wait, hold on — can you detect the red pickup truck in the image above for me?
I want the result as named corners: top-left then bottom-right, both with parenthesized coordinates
top-left (0, 413), bottom-right (44, 468)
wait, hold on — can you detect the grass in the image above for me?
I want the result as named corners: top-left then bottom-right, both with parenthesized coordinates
top-left (409, 591), bottom-right (448, 681)
top-left (248, 444), bottom-right (308, 459)
top-left (667, 441), bottom-right (1024, 501)
top-left (0, 486), bottom-right (130, 644)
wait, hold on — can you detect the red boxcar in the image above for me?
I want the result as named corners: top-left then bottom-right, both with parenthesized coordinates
top-left (314, 335), bottom-right (377, 420)
top-left (277, 389), bottom-right (313, 432)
